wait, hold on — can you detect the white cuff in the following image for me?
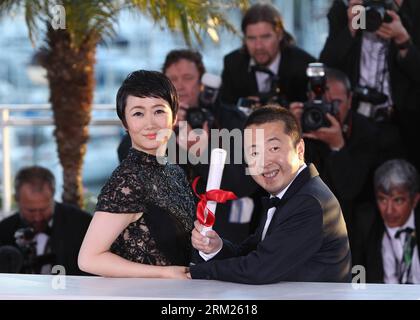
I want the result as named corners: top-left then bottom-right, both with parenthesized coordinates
top-left (199, 245), bottom-right (223, 261)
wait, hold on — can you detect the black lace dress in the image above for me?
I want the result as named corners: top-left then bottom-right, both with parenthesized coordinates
top-left (95, 148), bottom-right (196, 266)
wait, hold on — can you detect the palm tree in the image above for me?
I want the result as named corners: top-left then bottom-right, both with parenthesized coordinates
top-left (0, 0), bottom-right (248, 208)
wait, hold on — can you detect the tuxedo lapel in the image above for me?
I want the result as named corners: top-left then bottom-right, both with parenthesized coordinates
top-left (276, 46), bottom-right (287, 90)
top-left (247, 65), bottom-right (259, 95)
top-left (281, 164), bottom-right (318, 203)
top-left (255, 206), bottom-right (269, 241)
top-left (263, 164), bottom-right (318, 238)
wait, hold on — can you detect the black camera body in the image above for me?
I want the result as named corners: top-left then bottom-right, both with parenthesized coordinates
top-left (184, 73), bottom-right (219, 130)
top-left (302, 99), bottom-right (340, 132)
top-left (186, 107), bottom-right (214, 130)
top-left (363, 0), bottom-right (394, 32)
top-left (301, 63), bottom-right (340, 132)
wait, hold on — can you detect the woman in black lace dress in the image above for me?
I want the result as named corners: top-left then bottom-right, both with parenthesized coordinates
top-left (78, 70), bottom-right (196, 278)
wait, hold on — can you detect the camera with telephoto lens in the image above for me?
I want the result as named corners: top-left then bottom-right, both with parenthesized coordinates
top-left (363, 0), bottom-right (394, 32)
top-left (301, 63), bottom-right (340, 133)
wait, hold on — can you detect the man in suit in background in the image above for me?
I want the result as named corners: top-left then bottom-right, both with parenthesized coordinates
top-left (290, 68), bottom-right (379, 244)
top-left (0, 166), bottom-right (91, 275)
top-left (219, 3), bottom-right (315, 108)
top-left (352, 159), bottom-right (420, 283)
top-left (188, 106), bottom-right (351, 284)
top-left (320, 0), bottom-right (420, 171)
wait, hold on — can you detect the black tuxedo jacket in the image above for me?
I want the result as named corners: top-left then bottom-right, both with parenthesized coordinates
top-left (190, 164), bottom-right (352, 284)
top-left (0, 202), bottom-right (92, 275)
top-left (219, 44), bottom-right (316, 106)
top-left (352, 204), bottom-right (420, 283)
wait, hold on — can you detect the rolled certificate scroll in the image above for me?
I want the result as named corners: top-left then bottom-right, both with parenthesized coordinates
top-left (201, 148), bottom-right (227, 239)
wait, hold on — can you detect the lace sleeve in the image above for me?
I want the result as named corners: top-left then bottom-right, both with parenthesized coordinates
top-left (95, 165), bottom-right (146, 213)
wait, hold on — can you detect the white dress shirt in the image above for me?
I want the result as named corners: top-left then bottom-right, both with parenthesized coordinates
top-left (358, 32), bottom-right (393, 117)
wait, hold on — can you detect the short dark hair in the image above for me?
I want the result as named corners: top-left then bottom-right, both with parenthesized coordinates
top-left (325, 68), bottom-right (352, 97)
top-left (14, 166), bottom-right (56, 200)
top-left (116, 70), bottom-right (179, 126)
top-left (374, 159), bottom-right (419, 198)
top-left (244, 105), bottom-right (302, 147)
top-left (162, 49), bottom-right (206, 79)
top-left (241, 3), bottom-right (284, 34)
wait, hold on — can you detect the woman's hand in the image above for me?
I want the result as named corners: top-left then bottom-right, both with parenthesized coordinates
top-left (163, 266), bottom-right (190, 279)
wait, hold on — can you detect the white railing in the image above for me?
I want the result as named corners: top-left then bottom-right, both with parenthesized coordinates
top-left (0, 104), bottom-right (121, 217)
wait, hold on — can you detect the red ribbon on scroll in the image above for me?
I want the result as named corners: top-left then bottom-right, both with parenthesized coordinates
top-left (192, 177), bottom-right (238, 227)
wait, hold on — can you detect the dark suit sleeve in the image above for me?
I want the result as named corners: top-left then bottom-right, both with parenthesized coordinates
top-left (319, 1), bottom-right (359, 68)
top-left (395, 42), bottom-right (420, 86)
top-left (189, 196), bottom-right (323, 284)
top-left (220, 54), bottom-right (239, 105)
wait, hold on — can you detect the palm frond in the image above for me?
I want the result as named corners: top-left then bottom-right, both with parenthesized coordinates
top-left (125, 0), bottom-right (249, 47)
top-left (1, 0), bottom-right (249, 49)
top-left (0, 0), bottom-right (23, 16)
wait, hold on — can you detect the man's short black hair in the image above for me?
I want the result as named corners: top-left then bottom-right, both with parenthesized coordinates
top-left (244, 105), bottom-right (302, 147)
top-left (162, 49), bottom-right (206, 79)
top-left (14, 166), bottom-right (56, 200)
top-left (116, 70), bottom-right (179, 126)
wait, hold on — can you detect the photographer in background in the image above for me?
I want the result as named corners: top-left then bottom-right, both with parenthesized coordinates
top-left (320, 0), bottom-right (420, 171)
top-left (219, 3), bottom-right (315, 110)
top-left (117, 49), bottom-right (247, 160)
top-left (290, 67), bottom-right (379, 241)
top-left (0, 166), bottom-right (91, 275)
top-left (165, 49), bottom-right (264, 243)
top-left (352, 159), bottom-right (420, 284)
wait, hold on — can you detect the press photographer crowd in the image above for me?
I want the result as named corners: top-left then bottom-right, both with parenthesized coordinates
top-left (1, 1), bottom-right (420, 285)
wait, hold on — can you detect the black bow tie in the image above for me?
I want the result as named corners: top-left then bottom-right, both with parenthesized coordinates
top-left (261, 196), bottom-right (282, 211)
top-left (251, 65), bottom-right (275, 77)
top-left (395, 227), bottom-right (414, 239)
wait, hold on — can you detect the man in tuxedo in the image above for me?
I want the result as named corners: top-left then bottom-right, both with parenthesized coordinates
top-left (188, 106), bottom-right (351, 284)
top-left (0, 166), bottom-right (91, 275)
top-left (352, 159), bottom-right (420, 284)
top-left (219, 3), bottom-right (315, 108)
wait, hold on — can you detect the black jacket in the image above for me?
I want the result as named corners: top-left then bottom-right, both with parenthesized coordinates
top-left (190, 164), bottom-right (352, 284)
